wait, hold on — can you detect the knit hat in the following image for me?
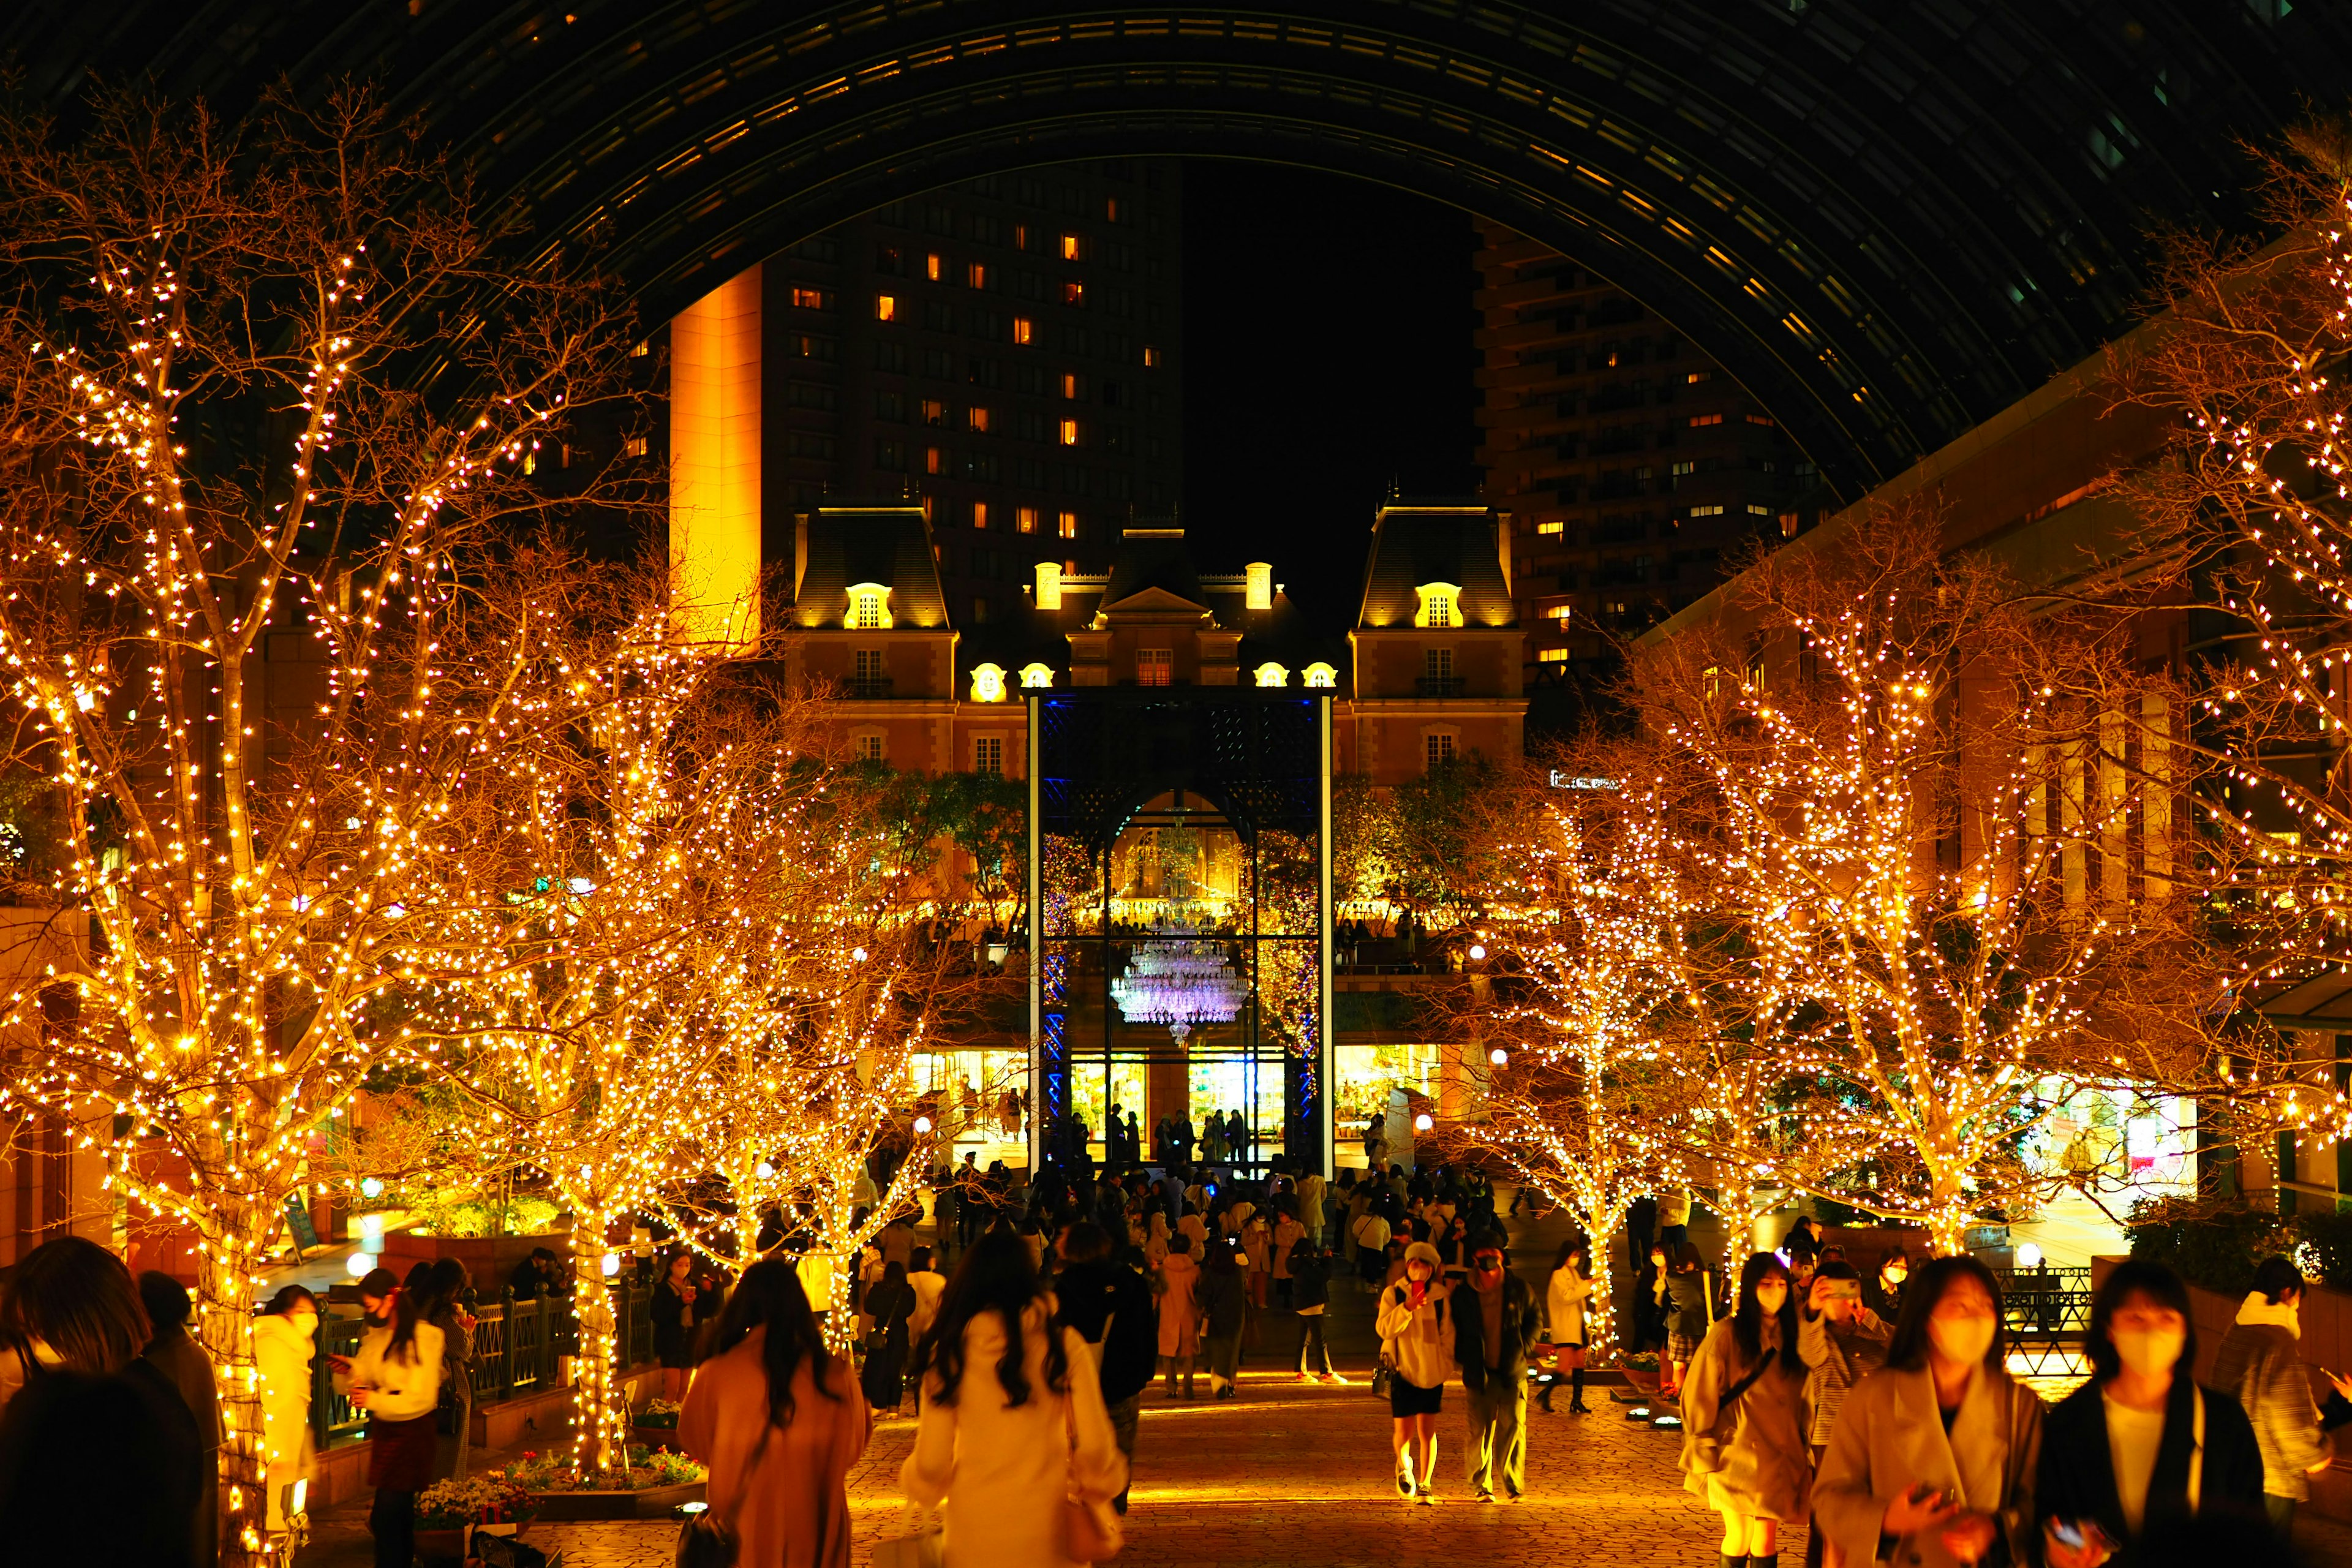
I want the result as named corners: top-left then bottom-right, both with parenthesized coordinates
top-left (1403, 1241), bottom-right (1442, 1270)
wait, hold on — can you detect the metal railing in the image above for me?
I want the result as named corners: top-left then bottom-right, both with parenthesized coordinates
top-left (1414, 676), bottom-right (1465, 697)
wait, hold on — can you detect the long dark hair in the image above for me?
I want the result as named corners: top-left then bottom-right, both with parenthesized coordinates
top-left (262, 1285), bottom-right (318, 1318)
top-left (0, 1237), bottom-right (149, 1376)
top-left (1732, 1252), bottom-right (1803, 1375)
top-left (2085, 1257), bottom-right (2196, 1385)
top-left (1551, 1237), bottom-right (1591, 1277)
top-left (1883, 1253), bottom-right (2005, 1373)
top-left (914, 1225), bottom-right (1068, 1409)
top-left (702, 1257), bottom-right (837, 1427)
top-left (356, 1267), bottom-right (424, 1362)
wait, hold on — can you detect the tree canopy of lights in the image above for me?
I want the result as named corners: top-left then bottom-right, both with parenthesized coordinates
top-left (0, 85), bottom-right (652, 1561)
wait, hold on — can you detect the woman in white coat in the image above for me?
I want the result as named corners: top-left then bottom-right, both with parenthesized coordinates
top-left (1540, 1237), bottom-right (1596, 1414)
top-left (254, 1285), bottom-right (320, 1536)
top-left (1679, 1253), bottom-right (1811, 1568)
top-left (1812, 1254), bottom-right (2043, 1568)
top-left (903, 1226), bottom-right (1127, 1567)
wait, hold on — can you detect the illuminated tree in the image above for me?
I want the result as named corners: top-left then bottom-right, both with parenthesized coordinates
top-left (0, 86), bottom-right (643, 1560)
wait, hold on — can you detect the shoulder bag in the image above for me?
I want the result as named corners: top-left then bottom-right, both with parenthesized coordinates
top-left (674, 1420), bottom-right (774, 1568)
top-left (1062, 1379), bottom-right (1124, 1561)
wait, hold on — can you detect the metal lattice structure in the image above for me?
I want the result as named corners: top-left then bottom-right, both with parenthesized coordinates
top-left (1027, 690), bottom-right (1333, 1174)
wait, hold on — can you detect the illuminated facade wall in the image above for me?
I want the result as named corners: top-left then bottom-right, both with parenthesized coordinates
top-left (669, 266), bottom-right (766, 650)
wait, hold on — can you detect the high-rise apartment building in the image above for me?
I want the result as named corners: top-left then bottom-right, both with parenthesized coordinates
top-left (1474, 221), bottom-right (1825, 683)
top-left (760, 159), bottom-right (1184, 628)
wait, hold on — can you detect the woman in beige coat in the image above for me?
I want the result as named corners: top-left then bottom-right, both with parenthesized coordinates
top-left (1813, 1254), bottom-right (2042, 1568)
top-left (680, 1257), bottom-right (872, 1568)
top-left (1680, 1253), bottom-right (1811, 1568)
top-left (903, 1226), bottom-right (1128, 1567)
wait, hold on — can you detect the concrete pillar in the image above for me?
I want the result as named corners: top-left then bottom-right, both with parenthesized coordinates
top-left (670, 265), bottom-right (764, 651)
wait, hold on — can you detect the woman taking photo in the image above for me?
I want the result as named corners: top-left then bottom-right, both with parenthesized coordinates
top-left (1540, 1237), bottom-right (1596, 1414)
top-left (903, 1226), bottom-right (1126, 1567)
top-left (1679, 1253), bottom-right (1810, 1568)
top-left (1814, 1254), bottom-right (2042, 1568)
top-left (333, 1266), bottom-right (443, 1568)
top-left (1376, 1240), bottom-right (1457, 1504)
top-left (679, 1256), bottom-right (870, 1568)
top-left (2037, 1259), bottom-right (2264, 1564)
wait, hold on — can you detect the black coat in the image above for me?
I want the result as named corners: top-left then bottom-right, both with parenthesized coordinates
top-left (1289, 1245), bottom-right (1332, 1311)
top-left (1451, 1272), bottom-right (1540, 1395)
top-left (0, 1359), bottom-right (203, 1568)
top-left (2035, 1374), bottom-right (2267, 1556)
top-left (1055, 1257), bottom-right (1157, 1405)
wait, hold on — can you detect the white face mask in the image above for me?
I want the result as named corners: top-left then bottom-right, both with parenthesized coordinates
top-left (290, 1311), bottom-right (318, 1340)
top-left (1754, 1281), bottom-right (1789, 1315)
top-left (2112, 1325), bottom-right (2185, 1378)
top-left (1928, 1314), bottom-right (1996, 1367)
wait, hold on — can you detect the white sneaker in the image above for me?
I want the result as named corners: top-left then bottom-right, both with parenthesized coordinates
top-left (1395, 1464), bottom-right (1415, 1499)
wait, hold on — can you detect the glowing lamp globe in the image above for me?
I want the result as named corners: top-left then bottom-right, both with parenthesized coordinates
top-left (1468, 943), bottom-right (1487, 960)
top-left (345, 1251), bottom-right (375, 1279)
top-left (1414, 1112), bottom-right (1434, 1132)
top-left (913, 1115), bottom-right (933, 1134)
top-left (1488, 1047), bottom-right (1509, 1067)
top-left (2016, 1242), bottom-right (2043, 1270)
top-left (601, 1252), bottom-right (622, 1278)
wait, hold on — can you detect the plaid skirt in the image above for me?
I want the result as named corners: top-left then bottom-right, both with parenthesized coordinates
top-left (1667, 1330), bottom-right (1701, 1363)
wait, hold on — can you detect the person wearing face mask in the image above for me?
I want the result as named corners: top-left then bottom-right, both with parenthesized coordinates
top-left (2035, 1259), bottom-right (2264, 1566)
top-left (1814, 1254), bottom-right (2041, 1568)
top-left (331, 1267), bottom-right (444, 1568)
top-left (2208, 1254), bottom-right (2336, 1540)
top-left (1451, 1235), bottom-right (1540, 1502)
top-left (1376, 1240), bottom-right (1458, 1504)
top-left (1866, 1247), bottom-right (1912, 1322)
top-left (1797, 1261), bottom-right (1891, 1568)
top-left (1680, 1254), bottom-right (1811, 1568)
top-left (254, 1286), bottom-right (320, 1538)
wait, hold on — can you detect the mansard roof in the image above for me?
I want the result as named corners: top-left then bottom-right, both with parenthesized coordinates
top-left (1355, 503), bottom-right (1516, 631)
top-left (789, 505), bottom-right (949, 630)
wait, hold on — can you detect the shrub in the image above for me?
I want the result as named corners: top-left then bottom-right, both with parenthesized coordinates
top-left (2125, 1196), bottom-right (2293, 1295)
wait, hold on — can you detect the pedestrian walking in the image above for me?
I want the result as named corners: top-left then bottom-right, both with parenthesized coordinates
top-left (1054, 1223), bottom-right (1156, 1514)
top-left (2208, 1254), bottom-right (2338, 1540)
top-left (1272, 1204), bottom-right (1305, 1310)
top-left (1795, 1261), bottom-right (1889, 1568)
top-left (680, 1256), bottom-right (872, 1568)
top-left (1156, 1234), bottom-right (1204, 1398)
top-left (254, 1286), bottom-right (319, 1539)
top-left (907, 1246), bottom-right (948, 1340)
top-left (1199, 1235), bottom-right (1249, 1399)
top-left (903, 1226), bottom-right (1126, 1567)
top-left (1352, 1199), bottom-right (1393, 1294)
top-left (1453, 1235), bottom-right (1539, 1502)
top-left (138, 1272), bottom-right (225, 1567)
top-left (418, 1257), bottom-right (478, 1482)
top-left (1679, 1253), bottom-right (1810, 1568)
top-left (1290, 1234), bottom-right (1344, 1383)
top-left (1539, 1237), bottom-right (1596, 1414)
top-left (1376, 1240), bottom-right (1457, 1504)
top-left (1298, 1167), bottom-right (1328, 1248)
top-left (2037, 1259), bottom-right (2265, 1565)
top-left (862, 1261), bottom-right (918, 1414)
top-left (1812, 1254), bottom-right (2043, 1568)
top-left (0, 1238), bottom-right (203, 1568)
top-left (333, 1267), bottom-right (444, 1568)
top-left (1662, 1240), bottom-right (1713, 1396)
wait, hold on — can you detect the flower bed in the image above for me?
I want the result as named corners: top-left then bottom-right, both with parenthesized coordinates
top-left (630, 1396), bottom-right (682, 1450)
top-left (415, 1472), bottom-right (539, 1532)
top-left (506, 1447), bottom-right (708, 1521)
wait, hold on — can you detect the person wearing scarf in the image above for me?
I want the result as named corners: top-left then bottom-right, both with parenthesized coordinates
top-left (2037, 1260), bottom-right (2264, 1566)
top-left (2208, 1255), bottom-right (2334, 1539)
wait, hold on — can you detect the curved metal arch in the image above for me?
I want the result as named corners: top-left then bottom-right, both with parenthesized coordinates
top-left (15, 0), bottom-right (2351, 502)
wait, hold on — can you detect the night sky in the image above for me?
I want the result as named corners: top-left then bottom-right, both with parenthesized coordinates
top-left (1180, 160), bottom-right (1482, 635)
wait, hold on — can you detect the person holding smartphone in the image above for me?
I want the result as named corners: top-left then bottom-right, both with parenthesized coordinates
top-left (1813, 1255), bottom-right (2040, 1568)
top-left (1798, 1262), bottom-right (1891, 1568)
top-left (2036, 1259), bottom-right (2264, 1566)
top-left (1377, 1241), bottom-right (1458, 1504)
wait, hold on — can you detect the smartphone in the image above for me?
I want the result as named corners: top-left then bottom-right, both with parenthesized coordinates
top-left (1827, 1282), bottom-right (1861, 1301)
top-left (2049, 1520), bottom-right (2089, 1549)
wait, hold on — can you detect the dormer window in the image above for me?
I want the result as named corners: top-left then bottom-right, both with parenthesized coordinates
top-left (846, 584), bottom-right (892, 630)
top-left (1137, 649), bottom-right (1172, 687)
top-left (1303, 663), bottom-right (1336, 688)
top-left (1414, 583), bottom-right (1464, 628)
top-left (1020, 663), bottom-right (1055, 689)
top-left (1254, 663), bottom-right (1289, 688)
top-left (970, 663), bottom-right (1008, 703)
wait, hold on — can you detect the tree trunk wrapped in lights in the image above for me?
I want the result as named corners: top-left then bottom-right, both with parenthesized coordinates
top-left (0, 87), bottom-right (649, 1564)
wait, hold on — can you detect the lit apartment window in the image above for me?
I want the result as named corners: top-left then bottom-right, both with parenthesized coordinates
top-left (969, 407), bottom-right (991, 433)
top-left (1137, 649), bottom-right (1172, 687)
top-left (876, 294), bottom-right (897, 321)
top-left (1536, 518), bottom-right (1565, 535)
top-left (1254, 663), bottom-right (1289, 688)
top-left (1058, 510), bottom-right (1079, 540)
top-left (1689, 413), bottom-right (1724, 427)
top-left (1059, 419), bottom-right (1080, 446)
top-left (1143, 345), bottom-right (1161, 368)
top-left (1303, 663), bottom-right (1336, 688)
top-left (1017, 507), bottom-right (1040, 534)
top-left (1063, 280), bottom-right (1085, 307)
top-left (1061, 372), bottom-right (1080, 399)
top-left (1425, 591), bottom-right (1453, 625)
top-left (926, 253), bottom-right (943, 281)
top-left (855, 733), bottom-right (886, 762)
top-left (925, 447), bottom-right (945, 475)
top-left (973, 501), bottom-right (990, 530)
top-left (1106, 197), bottom-right (1122, 222)
top-left (1014, 224), bottom-right (1029, 250)
top-left (1671, 461), bottom-right (1697, 478)
top-left (630, 339), bottom-right (650, 358)
top-left (1538, 647), bottom-right (1570, 664)
top-left (1686, 370), bottom-right (1711, 385)
top-left (974, 736), bottom-right (1005, 775)
top-left (967, 262), bottom-right (988, 289)
top-left (850, 589), bottom-right (888, 630)
top-left (922, 399), bottom-right (945, 426)
top-left (1547, 604), bottom-right (1573, 624)
top-left (1747, 503), bottom-right (1772, 516)
top-left (1060, 233), bottom-right (1083, 261)
top-left (1746, 414), bottom-right (1775, 426)
top-left (791, 287), bottom-right (829, 309)
top-left (1425, 733), bottom-right (1458, 771)
top-left (1689, 504), bottom-right (1725, 517)
top-left (1020, 663), bottom-right (1055, 688)
top-left (1014, 317), bottom-right (1035, 344)
top-left (622, 435), bottom-right (648, 458)
top-left (1780, 512), bottom-right (1801, 538)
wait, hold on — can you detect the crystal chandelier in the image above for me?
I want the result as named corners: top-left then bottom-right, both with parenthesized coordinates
top-left (1112, 927), bottom-right (1246, 1042)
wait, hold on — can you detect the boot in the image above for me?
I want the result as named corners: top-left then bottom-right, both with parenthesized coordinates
top-left (1721, 1558), bottom-right (1748, 1568)
top-left (1749, 1557), bottom-right (1776, 1568)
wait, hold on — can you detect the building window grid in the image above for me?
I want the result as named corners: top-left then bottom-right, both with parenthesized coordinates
top-left (1426, 733), bottom-right (1457, 771)
top-left (1137, 649), bottom-right (1172, 687)
top-left (974, 736), bottom-right (1005, 775)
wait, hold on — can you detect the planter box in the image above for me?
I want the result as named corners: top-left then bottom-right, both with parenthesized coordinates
top-left (528, 1479), bottom-right (706, 1521)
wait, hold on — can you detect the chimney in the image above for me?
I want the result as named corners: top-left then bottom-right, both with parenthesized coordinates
top-left (1035, 560), bottom-right (1063, 609)
top-left (1245, 562), bottom-right (1273, 611)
